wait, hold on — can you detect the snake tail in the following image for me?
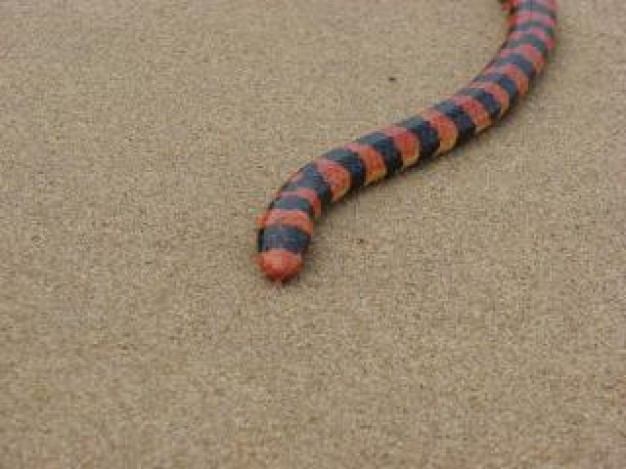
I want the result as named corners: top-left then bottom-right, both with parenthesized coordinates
top-left (256, 0), bottom-right (557, 282)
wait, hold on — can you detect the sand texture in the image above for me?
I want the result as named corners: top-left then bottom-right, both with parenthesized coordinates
top-left (1, 0), bottom-right (625, 467)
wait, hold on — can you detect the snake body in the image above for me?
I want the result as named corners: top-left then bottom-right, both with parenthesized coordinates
top-left (256, 0), bottom-right (557, 282)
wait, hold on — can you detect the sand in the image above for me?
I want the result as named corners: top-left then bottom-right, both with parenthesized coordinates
top-left (1, 0), bottom-right (624, 467)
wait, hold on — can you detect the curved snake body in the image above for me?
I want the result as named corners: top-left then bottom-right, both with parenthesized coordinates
top-left (256, 0), bottom-right (557, 282)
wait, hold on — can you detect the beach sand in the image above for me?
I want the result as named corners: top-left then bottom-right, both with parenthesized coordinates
top-left (2, 0), bottom-right (624, 467)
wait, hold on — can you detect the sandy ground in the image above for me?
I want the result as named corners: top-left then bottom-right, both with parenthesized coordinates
top-left (1, 0), bottom-right (624, 467)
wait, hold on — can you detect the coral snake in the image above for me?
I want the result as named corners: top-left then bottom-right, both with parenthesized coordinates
top-left (256, 0), bottom-right (557, 282)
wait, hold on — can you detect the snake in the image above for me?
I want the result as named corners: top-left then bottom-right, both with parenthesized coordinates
top-left (256, 0), bottom-right (557, 282)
